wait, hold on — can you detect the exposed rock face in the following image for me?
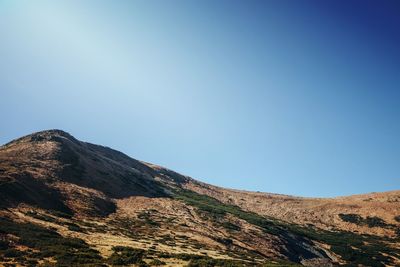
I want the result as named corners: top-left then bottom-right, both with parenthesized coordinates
top-left (0, 130), bottom-right (399, 266)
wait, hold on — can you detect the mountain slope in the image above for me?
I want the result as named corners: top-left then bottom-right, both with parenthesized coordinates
top-left (0, 130), bottom-right (399, 267)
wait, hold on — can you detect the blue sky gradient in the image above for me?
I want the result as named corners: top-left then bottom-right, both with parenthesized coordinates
top-left (1, 0), bottom-right (399, 197)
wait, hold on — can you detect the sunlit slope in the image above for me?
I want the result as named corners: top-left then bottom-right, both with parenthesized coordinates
top-left (0, 130), bottom-right (399, 266)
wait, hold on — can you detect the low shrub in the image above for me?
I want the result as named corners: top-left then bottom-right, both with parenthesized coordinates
top-left (65, 222), bottom-right (83, 232)
top-left (108, 246), bottom-right (146, 266)
top-left (338, 213), bottom-right (362, 224)
top-left (339, 213), bottom-right (388, 228)
top-left (221, 222), bottom-right (241, 231)
top-left (187, 257), bottom-right (245, 267)
top-left (138, 211), bottom-right (160, 227)
top-left (0, 217), bottom-right (103, 265)
top-left (50, 210), bottom-right (73, 219)
top-left (25, 211), bottom-right (57, 223)
top-left (149, 258), bottom-right (166, 266)
top-left (0, 239), bottom-right (9, 250)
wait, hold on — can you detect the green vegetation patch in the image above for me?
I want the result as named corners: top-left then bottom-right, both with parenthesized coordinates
top-left (284, 223), bottom-right (400, 267)
top-left (138, 210), bottom-right (160, 227)
top-left (339, 213), bottom-right (389, 228)
top-left (157, 252), bottom-right (298, 266)
top-left (108, 246), bottom-right (146, 266)
top-left (158, 252), bottom-right (249, 266)
top-left (65, 222), bottom-right (84, 232)
top-left (50, 210), bottom-right (73, 219)
top-left (187, 257), bottom-right (245, 267)
top-left (149, 258), bottom-right (166, 266)
top-left (174, 189), bottom-right (281, 235)
top-left (221, 221), bottom-right (241, 232)
top-left (339, 213), bottom-right (400, 238)
top-left (0, 217), bottom-right (103, 266)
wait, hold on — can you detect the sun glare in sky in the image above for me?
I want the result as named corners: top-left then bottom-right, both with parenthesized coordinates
top-left (1, 0), bottom-right (399, 196)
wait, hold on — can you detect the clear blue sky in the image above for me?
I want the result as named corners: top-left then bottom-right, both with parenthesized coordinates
top-left (1, 0), bottom-right (399, 197)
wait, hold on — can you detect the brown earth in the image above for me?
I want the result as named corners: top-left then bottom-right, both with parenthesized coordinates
top-left (0, 130), bottom-right (399, 267)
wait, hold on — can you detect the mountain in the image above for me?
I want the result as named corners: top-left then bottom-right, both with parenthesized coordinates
top-left (0, 130), bottom-right (399, 267)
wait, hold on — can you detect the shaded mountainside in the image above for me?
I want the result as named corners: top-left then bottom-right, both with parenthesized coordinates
top-left (0, 130), bottom-right (399, 267)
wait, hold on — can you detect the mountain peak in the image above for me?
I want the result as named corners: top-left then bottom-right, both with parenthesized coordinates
top-left (2, 129), bottom-right (78, 148)
top-left (1, 130), bottom-right (399, 267)
top-left (25, 129), bottom-right (76, 141)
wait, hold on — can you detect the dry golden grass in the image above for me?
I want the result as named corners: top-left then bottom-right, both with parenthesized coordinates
top-left (184, 181), bottom-right (400, 237)
top-left (2, 130), bottom-right (400, 266)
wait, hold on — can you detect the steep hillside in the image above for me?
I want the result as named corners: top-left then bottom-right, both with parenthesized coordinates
top-left (0, 130), bottom-right (399, 267)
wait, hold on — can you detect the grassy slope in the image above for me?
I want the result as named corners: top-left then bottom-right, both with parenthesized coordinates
top-left (174, 189), bottom-right (400, 267)
top-left (0, 214), bottom-right (297, 267)
top-left (1, 189), bottom-right (398, 266)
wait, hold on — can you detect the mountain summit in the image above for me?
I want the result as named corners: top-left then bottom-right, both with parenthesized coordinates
top-left (1, 130), bottom-right (399, 266)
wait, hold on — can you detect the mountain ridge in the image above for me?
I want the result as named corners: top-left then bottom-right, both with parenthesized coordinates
top-left (0, 129), bottom-right (399, 266)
